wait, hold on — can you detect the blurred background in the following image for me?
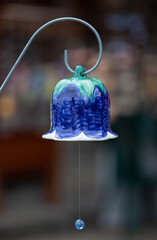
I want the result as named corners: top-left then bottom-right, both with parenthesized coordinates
top-left (0, 0), bottom-right (157, 239)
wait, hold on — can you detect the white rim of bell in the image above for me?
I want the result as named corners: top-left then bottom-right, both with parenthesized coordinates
top-left (42, 131), bottom-right (118, 141)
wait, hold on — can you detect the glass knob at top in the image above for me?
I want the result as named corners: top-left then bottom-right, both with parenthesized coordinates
top-left (42, 65), bottom-right (118, 141)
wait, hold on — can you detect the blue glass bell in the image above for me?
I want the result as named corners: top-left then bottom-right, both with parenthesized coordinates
top-left (42, 65), bottom-right (118, 141)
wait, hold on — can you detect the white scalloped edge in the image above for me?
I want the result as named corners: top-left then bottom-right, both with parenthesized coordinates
top-left (42, 131), bottom-right (118, 141)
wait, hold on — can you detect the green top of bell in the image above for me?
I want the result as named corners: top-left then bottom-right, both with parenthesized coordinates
top-left (53, 65), bottom-right (106, 100)
top-left (74, 65), bottom-right (86, 78)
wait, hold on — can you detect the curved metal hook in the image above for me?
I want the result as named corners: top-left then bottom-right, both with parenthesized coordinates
top-left (0, 17), bottom-right (102, 93)
top-left (63, 18), bottom-right (102, 74)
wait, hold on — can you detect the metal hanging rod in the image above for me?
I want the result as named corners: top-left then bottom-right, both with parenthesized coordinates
top-left (0, 17), bottom-right (102, 93)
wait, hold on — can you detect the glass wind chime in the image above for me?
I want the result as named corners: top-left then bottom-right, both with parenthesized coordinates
top-left (0, 17), bottom-right (118, 230)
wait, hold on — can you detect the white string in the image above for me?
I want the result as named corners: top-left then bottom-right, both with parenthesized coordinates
top-left (79, 141), bottom-right (81, 219)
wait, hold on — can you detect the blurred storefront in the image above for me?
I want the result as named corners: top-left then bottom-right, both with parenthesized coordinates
top-left (0, 0), bottom-right (157, 239)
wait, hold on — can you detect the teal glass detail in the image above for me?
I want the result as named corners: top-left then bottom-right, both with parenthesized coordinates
top-left (53, 65), bottom-right (107, 101)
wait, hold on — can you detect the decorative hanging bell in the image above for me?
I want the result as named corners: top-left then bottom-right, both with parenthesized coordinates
top-left (0, 17), bottom-right (118, 141)
top-left (42, 65), bottom-right (118, 141)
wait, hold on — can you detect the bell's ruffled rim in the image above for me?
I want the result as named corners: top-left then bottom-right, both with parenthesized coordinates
top-left (42, 130), bottom-right (118, 141)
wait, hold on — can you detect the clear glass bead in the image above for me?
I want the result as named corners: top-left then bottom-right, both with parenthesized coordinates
top-left (75, 219), bottom-right (85, 230)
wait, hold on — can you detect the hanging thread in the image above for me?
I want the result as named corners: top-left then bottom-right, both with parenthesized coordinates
top-left (79, 141), bottom-right (81, 219)
top-left (75, 141), bottom-right (85, 230)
